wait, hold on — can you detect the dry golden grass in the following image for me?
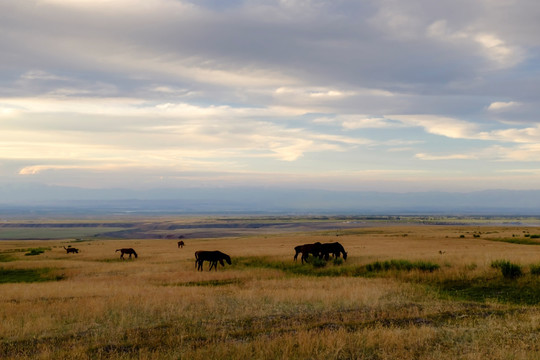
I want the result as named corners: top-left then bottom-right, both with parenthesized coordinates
top-left (1, 224), bottom-right (540, 359)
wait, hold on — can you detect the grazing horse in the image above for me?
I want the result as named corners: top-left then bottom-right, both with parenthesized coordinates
top-left (293, 242), bottom-right (322, 264)
top-left (178, 240), bottom-right (185, 248)
top-left (195, 250), bottom-right (231, 271)
top-left (63, 246), bottom-right (79, 254)
top-left (320, 242), bottom-right (348, 261)
top-left (116, 248), bottom-right (138, 259)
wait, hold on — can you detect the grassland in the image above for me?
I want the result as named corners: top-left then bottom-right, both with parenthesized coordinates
top-left (1, 221), bottom-right (540, 359)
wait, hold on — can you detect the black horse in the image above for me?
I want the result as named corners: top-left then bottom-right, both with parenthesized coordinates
top-left (178, 240), bottom-right (185, 248)
top-left (195, 250), bottom-right (232, 271)
top-left (320, 242), bottom-right (347, 261)
top-left (116, 248), bottom-right (138, 259)
top-left (293, 242), bottom-right (322, 264)
top-left (63, 246), bottom-right (79, 254)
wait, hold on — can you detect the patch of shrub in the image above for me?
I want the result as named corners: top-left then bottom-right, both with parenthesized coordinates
top-left (530, 264), bottom-right (540, 275)
top-left (0, 253), bottom-right (15, 262)
top-left (173, 279), bottom-right (243, 287)
top-left (24, 248), bottom-right (46, 256)
top-left (0, 268), bottom-right (64, 283)
top-left (310, 256), bottom-right (327, 268)
top-left (365, 259), bottom-right (439, 273)
top-left (488, 238), bottom-right (540, 245)
top-left (435, 277), bottom-right (540, 305)
top-left (530, 234), bottom-right (540, 239)
top-left (333, 257), bottom-right (344, 266)
top-left (491, 260), bottom-right (523, 279)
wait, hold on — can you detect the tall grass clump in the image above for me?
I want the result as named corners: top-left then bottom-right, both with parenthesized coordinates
top-left (491, 260), bottom-right (523, 279)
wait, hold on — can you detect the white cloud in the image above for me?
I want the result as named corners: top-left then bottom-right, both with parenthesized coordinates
top-left (426, 20), bottom-right (523, 69)
top-left (474, 33), bottom-right (522, 68)
top-left (20, 70), bottom-right (69, 81)
top-left (415, 153), bottom-right (477, 161)
top-left (0, 107), bottom-right (20, 117)
top-left (340, 116), bottom-right (399, 130)
top-left (389, 114), bottom-right (479, 139)
top-left (487, 101), bottom-right (520, 111)
top-left (483, 126), bottom-right (540, 143)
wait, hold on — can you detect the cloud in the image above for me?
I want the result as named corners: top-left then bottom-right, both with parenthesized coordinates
top-left (340, 116), bottom-right (399, 130)
top-left (20, 70), bottom-right (69, 81)
top-left (2, 0), bottom-right (540, 192)
top-left (387, 115), bottom-right (479, 139)
top-left (415, 153), bottom-right (477, 160)
top-left (487, 101), bottom-right (520, 111)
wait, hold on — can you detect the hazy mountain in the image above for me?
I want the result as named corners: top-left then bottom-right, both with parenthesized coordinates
top-left (0, 183), bottom-right (539, 215)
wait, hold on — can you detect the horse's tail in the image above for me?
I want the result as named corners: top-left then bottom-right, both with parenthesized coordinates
top-left (293, 246), bottom-right (301, 261)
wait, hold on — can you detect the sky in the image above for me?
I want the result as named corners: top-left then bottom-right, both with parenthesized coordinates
top-left (2, 0), bottom-right (540, 193)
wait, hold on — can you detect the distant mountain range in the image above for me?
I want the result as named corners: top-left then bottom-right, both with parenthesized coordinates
top-left (1, 183), bottom-right (540, 216)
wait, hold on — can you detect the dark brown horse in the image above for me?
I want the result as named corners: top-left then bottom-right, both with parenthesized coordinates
top-left (195, 250), bottom-right (231, 271)
top-left (64, 246), bottom-right (79, 254)
top-left (293, 242), bottom-right (322, 264)
top-left (178, 240), bottom-right (185, 248)
top-left (116, 248), bottom-right (138, 259)
top-left (320, 242), bottom-right (347, 261)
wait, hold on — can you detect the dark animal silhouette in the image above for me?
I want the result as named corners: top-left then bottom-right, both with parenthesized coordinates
top-left (293, 242), bottom-right (322, 264)
top-left (63, 246), bottom-right (79, 254)
top-left (116, 248), bottom-right (138, 259)
top-left (178, 240), bottom-right (185, 248)
top-left (195, 250), bottom-right (231, 271)
top-left (320, 242), bottom-right (347, 261)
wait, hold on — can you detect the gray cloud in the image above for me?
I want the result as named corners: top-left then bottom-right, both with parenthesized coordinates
top-left (2, 0), bottom-right (540, 191)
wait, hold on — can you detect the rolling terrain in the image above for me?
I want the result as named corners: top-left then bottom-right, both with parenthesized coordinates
top-left (1, 218), bottom-right (540, 359)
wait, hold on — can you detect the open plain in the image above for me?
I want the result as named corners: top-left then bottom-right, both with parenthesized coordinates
top-left (1, 217), bottom-right (540, 359)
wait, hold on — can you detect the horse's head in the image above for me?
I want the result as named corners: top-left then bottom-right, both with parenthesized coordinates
top-left (225, 255), bottom-right (232, 265)
top-left (343, 251), bottom-right (348, 260)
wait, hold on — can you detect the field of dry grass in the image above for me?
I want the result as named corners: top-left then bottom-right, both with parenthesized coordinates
top-left (1, 223), bottom-right (540, 359)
